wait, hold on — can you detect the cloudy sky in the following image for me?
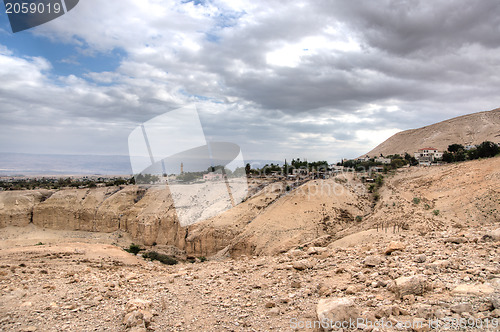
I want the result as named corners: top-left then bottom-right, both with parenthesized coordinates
top-left (1, 0), bottom-right (500, 166)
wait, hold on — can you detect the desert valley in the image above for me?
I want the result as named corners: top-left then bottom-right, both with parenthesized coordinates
top-left (0, 110), bottom-right (499, 331)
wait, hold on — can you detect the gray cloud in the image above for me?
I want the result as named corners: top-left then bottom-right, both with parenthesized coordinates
top-left (1, 0), bottom-right (500, 164)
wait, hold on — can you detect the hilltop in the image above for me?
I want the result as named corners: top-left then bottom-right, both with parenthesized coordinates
top-left (365, 108), bottom-right (500, 157)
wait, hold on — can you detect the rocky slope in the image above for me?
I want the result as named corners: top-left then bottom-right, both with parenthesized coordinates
top-left (0, 225), bottom-right (498, 331)
top-left (363, 156), bottom-right (500, 234)
top-left (364, 108), bottom-right (500, 156)
top-left (0, 157), bottom-right (499, 331)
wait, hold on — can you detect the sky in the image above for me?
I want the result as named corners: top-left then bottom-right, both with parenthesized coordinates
top-left (1, 0), bottom-right (500, 166)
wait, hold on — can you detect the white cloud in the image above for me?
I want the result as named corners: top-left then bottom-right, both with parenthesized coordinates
top-left (2, 0), bottom-right (500, 164)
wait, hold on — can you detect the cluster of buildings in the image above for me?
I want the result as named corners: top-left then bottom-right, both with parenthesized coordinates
top-left (356, 146), bottom-right (446, 167)
top-left (413, 147), bottom-right (443, 166)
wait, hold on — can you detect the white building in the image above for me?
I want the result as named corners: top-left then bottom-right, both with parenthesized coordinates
top-left (375, 157), bottom-right (391, 164)
top-left (414, 147), bottom-right (443, 165)
top-left (356, 155), bottom-right (371, 162)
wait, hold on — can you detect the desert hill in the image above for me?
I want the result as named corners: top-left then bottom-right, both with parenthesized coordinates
top-left (365, 108), bottom-right (500, 157)
top-left (0, 156), bottom-right (499, 330)
top-left (1, 156), bottom-right (499, 258)
top-left (1, 157), bottom-right (499, 330)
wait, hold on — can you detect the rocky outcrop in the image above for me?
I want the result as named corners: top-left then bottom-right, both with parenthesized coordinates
top-left (0, 190), bottom-right (52, 228)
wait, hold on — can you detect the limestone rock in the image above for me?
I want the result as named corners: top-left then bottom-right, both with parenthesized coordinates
top-left (451, 284), bottom-right (495, 296)
top-left (306, 247), bottom-right (327, 255)
top-left (385, 241), bottom-right (405, 255)
top-left (292, 259), bottom-right (312, 271)
top-left (450, 303), bottom-right (472, 314)
top-left (125, 299), bottom-right (152, 313)
top-left (414, 254), bottom-right (427, 263)
top-left (490, 294), bottom-right (500, 309)
top-left (316, 297), bottom-right (359, 331)
top-left (364, 255), bottom-right (383, 267)
top-left (392, 274), bottom-right (430, 298)
top-left (443, 237), bottom-right (467, 244)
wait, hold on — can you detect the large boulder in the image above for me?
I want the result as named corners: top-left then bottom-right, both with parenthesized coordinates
top-left (451, 283), bottom-right (495, 296)
top-left (363, 255), bottom-right (383, 267)
top-left (316, 297), bottom-right (359, 331)
top-left (384, 241), bottom-right (405, 255)
top-left (391, 274), bottom-right (431, 298)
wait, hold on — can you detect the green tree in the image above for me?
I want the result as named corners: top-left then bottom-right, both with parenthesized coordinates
top-left (448, 144), bottom-right (464, 153)
top-left (442, 151), bottom-right (454, 163)
top-left (476, 141), bottom-right (499, 158)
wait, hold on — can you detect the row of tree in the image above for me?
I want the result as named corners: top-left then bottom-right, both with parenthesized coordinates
top-left (0, 176), bottom-right (134, 191)
top-left (442, 141), bottom-right (499, 163)
top-left (339, 153), bottom-right (417, 172)
top-left (245, 159), bottom-right (329, 176)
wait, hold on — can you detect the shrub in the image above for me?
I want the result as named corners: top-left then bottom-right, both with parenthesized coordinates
top-left (433, 210), bottom-right (440, 216)
top-left (413, 197), bottom-right (421, 205)
top-left (35, 242), bottom-right (44, 246)
top-left (355, 215), bottom-right (363, 222)
top-left (424, 203), bottom-right (431, 210)
top-left (142, 251), bottom-right (177, 265)
top-left (125, 243), bottom-right (142, 255)
top-left (373, 193), bottom-right (380, 201)
top-left (199, 256), bottom-right (207, 262)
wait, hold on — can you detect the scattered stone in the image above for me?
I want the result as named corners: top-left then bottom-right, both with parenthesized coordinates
top-left (265, 302), bottom-right (276, 308)
top-left (444, 237), bottom-right (467, 244)
top-left (316, 297), bottom-right (359, 331)
top-left (269, 307), bottom-right (280, 316)
top-left (292, 259), bottom-right (312, 271)
top-left (123, 299), bottom-right (152, 329)
top-left (415, 304), bottom-right (434, 319)
top-left (385, 241), bottom-right (405, 255)
top-left (450, 303), bottom-right (472, 314)
top-left (345, 285), bottom-right (357, 295)
top-left (414, 254), bottom-right (427, 263)
top-left (306, 247), bottom-right (327, 255)
top-left (364, 255), bottom-right (383, 267)
top-left (489, 294), bottom-right (500, 309)
top-left (391, 274), bottom-right (431, 298)
top-left (451, 284), bottom-right (495, 296)
top-left (412, 318), bottom-right (430, 332)
top-left (482, 228), bottom-right (500, 242)
top-left (20, 327), bottom-right (37, 332)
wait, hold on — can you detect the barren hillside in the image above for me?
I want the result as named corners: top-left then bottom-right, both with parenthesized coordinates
top-left (1, 158), bottom-right (500, 331)
top-left (365, 108), bottom-right (500, 156)
top-left (0, 175), bottom-right (372, 258)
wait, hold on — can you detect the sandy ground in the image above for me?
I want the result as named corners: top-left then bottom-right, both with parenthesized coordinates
top-left (0, 224), bottom-right (133, 250)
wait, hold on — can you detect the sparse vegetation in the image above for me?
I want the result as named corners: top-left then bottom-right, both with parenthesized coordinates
top-left (433, 209), bottom-right (440, 216)
top-left (413, 197), bottom-right (421, 205)
top-left (442, 141), bottom-right (500, 163)
top-left (142, 251), bottom-right (178, 265)
top-left (0, 176), bottom-right (135, 191)
top-left (125, 243), bottom-right (142, 255)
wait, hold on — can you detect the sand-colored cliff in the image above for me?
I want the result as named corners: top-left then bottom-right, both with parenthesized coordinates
top-left (1, 157), bottom-right (499, 257)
